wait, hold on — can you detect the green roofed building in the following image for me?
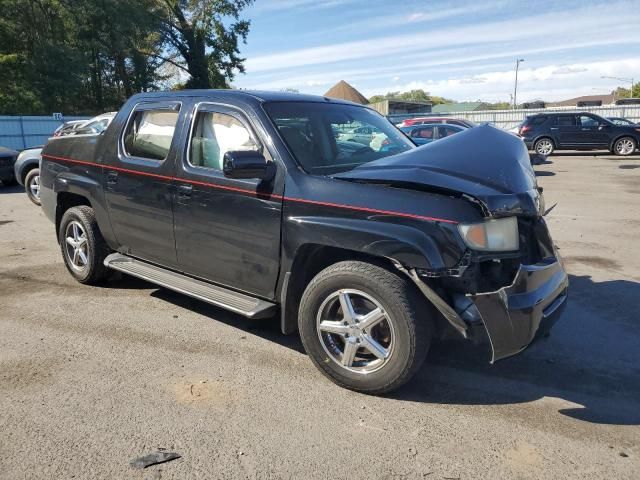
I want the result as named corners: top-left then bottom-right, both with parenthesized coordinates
top-left (431, 102), bottom-right (484, 114)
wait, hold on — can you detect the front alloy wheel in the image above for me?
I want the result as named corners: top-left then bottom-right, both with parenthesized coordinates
top-left (317, 289), bottom-right (395, 373)
top-left (613, 137), bottom-right (636, 156)
top-left (298, 261), bottom-right (432, 394)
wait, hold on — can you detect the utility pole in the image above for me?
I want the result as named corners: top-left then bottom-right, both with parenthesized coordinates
top-left (513, 58), bottom-right (525, 109)
top-left (601, 76), bottom-right (634, 98)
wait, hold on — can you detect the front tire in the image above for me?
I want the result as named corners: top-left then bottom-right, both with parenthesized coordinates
top-left (612, 137), bottom-right (636, 156)
top-left (58, 206), bottom-right (110, 285)
top-left (298, 261), bottom-right (432, 394)
top-left (534, 137), bottom-right (554, 156)
top-left (24, 168), bottom-right (41, 205)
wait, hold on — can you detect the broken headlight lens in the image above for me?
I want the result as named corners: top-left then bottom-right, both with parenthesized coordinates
top-left (458, 217), bottom-right (519, 252)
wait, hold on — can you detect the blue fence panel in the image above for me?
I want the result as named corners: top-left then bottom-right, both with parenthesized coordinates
top-left (0, 116), bottom-right (90, 150)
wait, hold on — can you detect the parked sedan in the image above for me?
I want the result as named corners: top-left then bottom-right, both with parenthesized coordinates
top-left (15, 112), bottom-right (117, 205)
top-left (607, 117), bottom-right (637, 126)
top-left (338, 125), bottom-right (382, 145)
top-left (70, 112), bottom-right (116, 135)
top-left (520, 112), bottom-right (640, 156)
top-left (401, 124), bottom-right (466, 145)
top-left (53, 120), bottom-right (86, 137)
top-left (397, 117), bottom-right (478, 129)
top-left (0, 147), bottom-right (19, 186)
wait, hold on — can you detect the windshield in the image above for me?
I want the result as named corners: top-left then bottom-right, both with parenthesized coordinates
top-left (264, 101), bottom-right (414, 175)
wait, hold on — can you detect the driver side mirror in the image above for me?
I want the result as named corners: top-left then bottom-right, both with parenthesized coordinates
top-left (223, 150), bottom-right (275, 181)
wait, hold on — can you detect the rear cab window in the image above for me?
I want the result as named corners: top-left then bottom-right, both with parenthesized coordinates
top-left (123, 105), bottom-right (180, 161)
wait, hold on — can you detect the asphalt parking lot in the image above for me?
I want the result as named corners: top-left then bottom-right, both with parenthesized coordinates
top-left (1, 152), bottom-right (639, 479)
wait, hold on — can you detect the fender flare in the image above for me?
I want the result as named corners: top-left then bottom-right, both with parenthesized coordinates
top-left (52, 172), bottom-right (117, 247)
top-left (53, 171), bottom-right (102, 200)
top-left (284, 215), bottom-right (455, 271)
top-left (279, 215), bottom-right (466, 335)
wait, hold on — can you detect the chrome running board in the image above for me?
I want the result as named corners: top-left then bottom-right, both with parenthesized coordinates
top-left (104, 253), bottom-right (276, 319)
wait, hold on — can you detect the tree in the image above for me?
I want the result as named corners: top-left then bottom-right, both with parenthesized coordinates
top-left (153, 0), bottom-right (254, 89)
top-left (368, 89), bottom-right (456, 106)
top-left (614, 84), bottom-right (640, 99)
top-left (0, 0), bottom-right (255, 114)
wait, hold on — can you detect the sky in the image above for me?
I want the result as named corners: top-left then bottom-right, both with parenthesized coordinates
top-left (233, 0), bottom-right (640, 103)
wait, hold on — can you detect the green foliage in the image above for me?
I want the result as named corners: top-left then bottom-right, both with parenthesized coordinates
top-left (482, 101), bottom-right (512, 110)
top-left (153, 0), bottom-right (254, 89)
top-left (615, 84), bottom-right (640, 99)
top-left (368, 89), bottom-right (456, 106)
top-left (0, 0), bottom-right (254, 114)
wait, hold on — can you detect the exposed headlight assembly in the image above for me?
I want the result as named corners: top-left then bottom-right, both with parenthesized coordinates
top-left (458, 217), bottom-right (519, 252)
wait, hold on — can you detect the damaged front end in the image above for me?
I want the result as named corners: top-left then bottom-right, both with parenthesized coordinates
top-left (340, 125), bottom-right (569, 362)
top-left (404, 216), bottom-right (568, 362)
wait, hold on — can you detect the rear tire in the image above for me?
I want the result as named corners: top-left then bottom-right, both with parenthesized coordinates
top-left (298, 261), bottom-right (432, 394)
top-left (58, 206), bottom-right (110, 285)
top-left (533, 137), bottom-right (554, 156)
top-left (612, 137), bottom-right (636, 156)
top-left (24, 168), bottom-right (41, 205)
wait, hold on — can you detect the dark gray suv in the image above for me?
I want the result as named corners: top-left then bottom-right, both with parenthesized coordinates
top-left (520, 112), bottom-right (640, 156)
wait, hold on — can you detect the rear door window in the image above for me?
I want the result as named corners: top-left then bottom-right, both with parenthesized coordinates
top-left (439, 126), bottom-right (460, 137)
top-left (528, 116), bottom-right (547, 126)
top-left (555, 115), bottom-right (576, 126)
top-left (412, 127), bottom-right (434, 139)
top-left (123, 108), bottom-right (180, 161)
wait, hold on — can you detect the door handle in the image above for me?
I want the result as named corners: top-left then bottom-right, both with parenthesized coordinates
top-left (106, 171), bottom-right (118, 184)
top-left (550, 127), bottom-right (558, 130)
top-left (178, 184), bottom-right (193, 198)
top-left (581, 128), bottom-right (590, 131)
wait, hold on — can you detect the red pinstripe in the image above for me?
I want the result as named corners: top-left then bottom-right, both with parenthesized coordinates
top-left (42, 153), bottom-right (458, 224)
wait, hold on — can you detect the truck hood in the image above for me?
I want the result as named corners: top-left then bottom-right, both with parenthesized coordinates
top-left (335, 125), bottom-right (543, 217)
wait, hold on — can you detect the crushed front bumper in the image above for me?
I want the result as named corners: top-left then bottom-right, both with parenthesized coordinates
top-left (468, 257), bottom-right (568, 362)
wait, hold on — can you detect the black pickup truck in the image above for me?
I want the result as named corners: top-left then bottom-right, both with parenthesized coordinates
top-left (40, 90), bottom-right (568, 393)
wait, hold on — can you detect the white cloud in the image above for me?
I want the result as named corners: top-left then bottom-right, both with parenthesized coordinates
top-left (358, 58), bottom-right (640, 103)
top-left (244, 2), bottom-right (636, 73)
top-left (552, 66), bottom-right (589, 75)
top-left (251, 0), bottom-right (356, 12)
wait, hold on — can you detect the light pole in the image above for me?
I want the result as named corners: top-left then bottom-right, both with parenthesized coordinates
top-left (513, 58), bottom-right (525, 109)
top-left (601, 76), bottom-right (634, 98)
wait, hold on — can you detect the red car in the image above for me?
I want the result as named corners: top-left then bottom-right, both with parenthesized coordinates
top-left (398, 117), bottom-right (478, 129)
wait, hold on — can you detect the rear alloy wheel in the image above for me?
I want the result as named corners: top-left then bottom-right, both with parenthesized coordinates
top-left (534, 138), bottom-right (554, 156)
top-left (298, 261), bottom-right (432, 394)
top-left (613, 137), bottom-right (636, 156)
top-left (24, 168), bottom-right (41, 205)
top-left (59, 206), bottom-right (110, 284)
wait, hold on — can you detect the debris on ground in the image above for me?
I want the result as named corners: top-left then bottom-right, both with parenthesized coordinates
top-left (129, 451), bottom-right (181, 469)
